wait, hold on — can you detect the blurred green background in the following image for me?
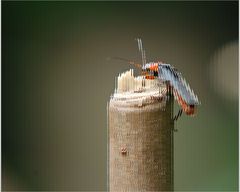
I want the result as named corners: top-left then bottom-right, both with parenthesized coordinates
top-left (2, 2), bottom-right (238, 191)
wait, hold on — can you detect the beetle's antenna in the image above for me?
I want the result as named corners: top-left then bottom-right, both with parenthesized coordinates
top-left (108, 56), bottom-right (142, 69)
top-left (136, 38), bottom-right (147, 66)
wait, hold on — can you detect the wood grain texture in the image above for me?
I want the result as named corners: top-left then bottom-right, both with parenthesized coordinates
top-left (109, 97), bottom-right (174, 191)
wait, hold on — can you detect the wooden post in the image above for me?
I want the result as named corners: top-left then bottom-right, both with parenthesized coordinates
top-left (108, 92), bottom-right (174, 191)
